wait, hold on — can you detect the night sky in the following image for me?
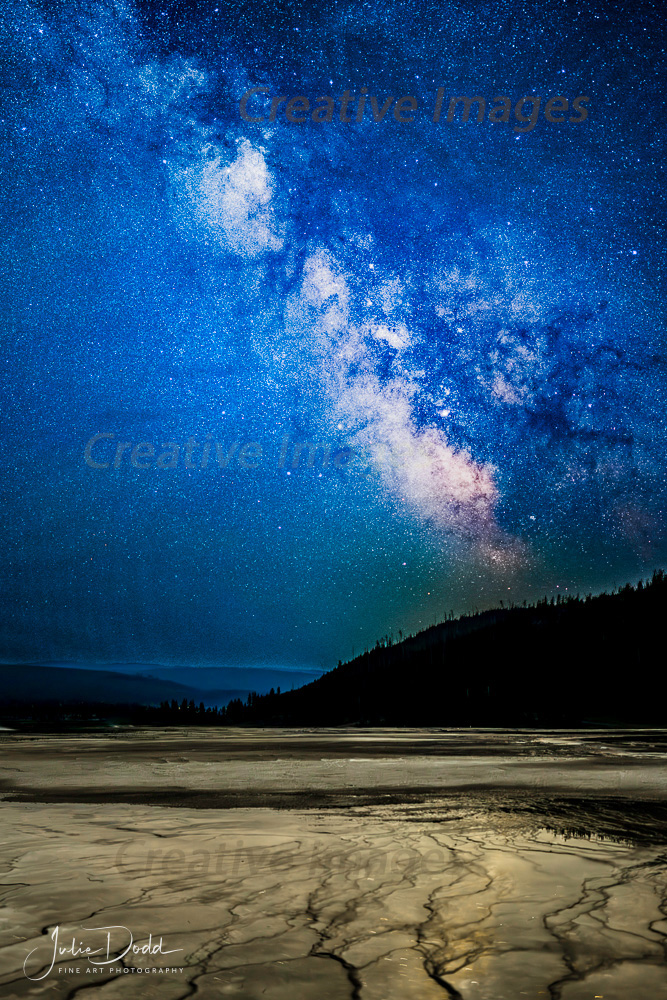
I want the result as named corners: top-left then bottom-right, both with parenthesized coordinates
top-left (1, 0), bottom-right (666, 672)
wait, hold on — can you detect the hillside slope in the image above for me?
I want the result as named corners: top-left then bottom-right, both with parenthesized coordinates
top-left (224, 572), bottom-right (667, 726)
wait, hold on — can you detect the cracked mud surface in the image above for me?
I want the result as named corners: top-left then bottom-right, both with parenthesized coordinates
top-left (0, 728), bottom-right (665, 998)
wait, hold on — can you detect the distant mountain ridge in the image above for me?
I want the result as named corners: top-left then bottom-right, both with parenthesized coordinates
top-left (0, 664), bottom-right (236, 709)
top-left (0, 664), bottom-right (323, 711)
top-left (129, 666), bottom-right (323, 692)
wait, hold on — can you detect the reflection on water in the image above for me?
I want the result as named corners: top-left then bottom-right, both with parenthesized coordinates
top-left (0, 800), bottom-right (665, 999)
top-left (0, 729), bottom-right (665, 998)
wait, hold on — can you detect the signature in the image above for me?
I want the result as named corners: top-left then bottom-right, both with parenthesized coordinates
top-left (23, 925), bottom-right (183, 981)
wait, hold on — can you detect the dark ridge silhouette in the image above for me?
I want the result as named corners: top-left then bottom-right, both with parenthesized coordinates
top-left (1, 572), bottom-right (664, 728)
top-left (220, 570), bottom-right (667, 726)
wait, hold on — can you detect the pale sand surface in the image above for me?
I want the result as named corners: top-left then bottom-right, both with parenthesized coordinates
top-left (0, 729), bottom-right (665, 998)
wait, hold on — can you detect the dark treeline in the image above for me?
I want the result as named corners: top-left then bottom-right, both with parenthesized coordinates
top-left (1, 572), bottom-right (665, 727)
top-left (0, 698), bottom-right (225, 727)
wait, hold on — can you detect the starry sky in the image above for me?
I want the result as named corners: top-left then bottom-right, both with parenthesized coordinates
top-left (1, 0), bottom-right (666, 672)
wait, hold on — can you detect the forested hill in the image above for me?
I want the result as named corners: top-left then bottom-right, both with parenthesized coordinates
top-left (224, 572), bottom-right (667, 726)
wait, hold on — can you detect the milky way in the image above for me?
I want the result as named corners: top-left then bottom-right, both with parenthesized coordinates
top-left (1, 0), bottom-right (666, 669)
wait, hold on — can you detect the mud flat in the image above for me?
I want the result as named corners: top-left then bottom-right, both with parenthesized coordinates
top-left (0, 728), bottom-right (665, 999)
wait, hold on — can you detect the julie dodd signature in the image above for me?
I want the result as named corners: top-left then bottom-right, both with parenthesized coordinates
top-left (23, 925), bottom-right (184, 981)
